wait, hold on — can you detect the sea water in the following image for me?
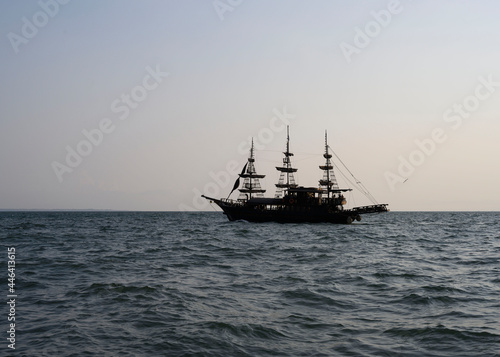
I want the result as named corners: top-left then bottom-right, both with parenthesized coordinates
top-left (1, 211), bottom-right (499, 356)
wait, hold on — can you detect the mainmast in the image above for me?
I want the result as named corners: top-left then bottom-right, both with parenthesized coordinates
top-left (319, 131), bottom-right (339, 198)
top-left (275, 126), bottom-right (298, 198)
top-left (238, 139), bottom-right (266, 200)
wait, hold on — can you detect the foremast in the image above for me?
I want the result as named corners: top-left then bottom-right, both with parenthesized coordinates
top-left (238, 139), bottom-right (266, 200)
top-left (275, 126), bottom-right (298, 198)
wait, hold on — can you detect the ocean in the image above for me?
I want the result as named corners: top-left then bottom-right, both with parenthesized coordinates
top-left (1, 211), bottom-right (499, 356)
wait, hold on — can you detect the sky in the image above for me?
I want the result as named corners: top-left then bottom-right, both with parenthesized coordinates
top-left (1, 0), bottom-right (499, 211)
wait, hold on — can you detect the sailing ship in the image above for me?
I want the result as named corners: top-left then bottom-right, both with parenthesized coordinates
top-left (202, 128), bottom-right (388, 224)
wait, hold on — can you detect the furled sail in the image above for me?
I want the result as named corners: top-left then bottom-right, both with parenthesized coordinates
top-left (227, 162), bottom-right (248, 199)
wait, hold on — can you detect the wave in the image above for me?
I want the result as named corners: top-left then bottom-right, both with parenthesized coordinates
top-left (5, 211), bottom-right (500, 357)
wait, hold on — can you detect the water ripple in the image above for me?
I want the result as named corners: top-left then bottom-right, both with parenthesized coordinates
top-left (1, 211), bottom-right (499, 356)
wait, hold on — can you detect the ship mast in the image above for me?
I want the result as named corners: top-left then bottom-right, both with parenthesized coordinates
top-left (319, 131), bottom-right (339, 198)
top-left (275, 126), bottom-right (298, 198)
top-left (238, 139), bottom-right (266, 200)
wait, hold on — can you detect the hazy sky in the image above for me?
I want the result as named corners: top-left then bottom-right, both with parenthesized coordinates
top-left (1, 0), bottom-right (499, 211)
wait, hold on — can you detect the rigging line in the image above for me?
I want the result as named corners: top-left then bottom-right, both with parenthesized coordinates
top-left (332, 160), bottom-right (373, 203)
top-left (330, 161), bottom-right (358, 191)
top-left (336, 166), bottom-right (377, 205)
top-left (328, 145), bottom-right (378, 203)
top-left (328, 145), bottom-right (359, 182)
top-left (294, 151), bottom-right (323, 156)
top-left (329, 146), bottom-right (378, 204)
top-left (360, 183), bottom-right (378, 204)
top-left (209, 201), bottom-right (219, 212)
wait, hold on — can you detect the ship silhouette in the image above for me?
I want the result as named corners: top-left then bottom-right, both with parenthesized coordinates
top-left (203, 127), bottom-right (388, 223)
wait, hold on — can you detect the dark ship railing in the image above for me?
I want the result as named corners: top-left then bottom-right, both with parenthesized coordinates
top-left (347, 204), bottom-right (389, 214)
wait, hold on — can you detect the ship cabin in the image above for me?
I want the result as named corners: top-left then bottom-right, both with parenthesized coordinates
top-left (244, 186), bottom-right (349, 211)
top-left (283, 187), bottom-right (323, 206)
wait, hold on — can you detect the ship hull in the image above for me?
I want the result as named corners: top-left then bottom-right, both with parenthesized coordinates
top-left (223, 207), bottom-right (353, 223)
top-left (204, 197), bottom-right (388, 224)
